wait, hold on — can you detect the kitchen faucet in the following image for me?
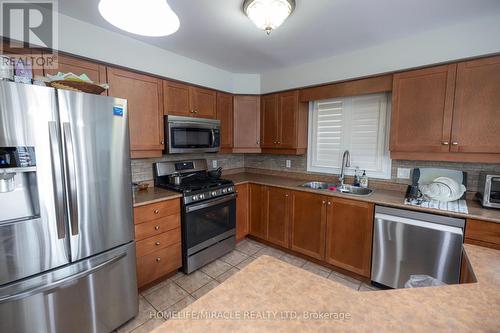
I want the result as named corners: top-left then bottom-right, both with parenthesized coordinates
top-left (339, 150), bottom-right (351, 188)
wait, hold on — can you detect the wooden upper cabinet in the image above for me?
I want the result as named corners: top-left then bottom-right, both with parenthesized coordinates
top-left (266, 186), bottom-right (290, 248)
top-left (260, 90), bottom-right (307, 155)
top-left (233, 95), bottom-right (261, 153)
top-left (325, 198), bottom-right (374, 277)
top-left (249, 184), bottom-right (267, 239)
top-left (216, 92), bottom-right (234, 152)
top-left (44, 54), bottom-right (107, 84)
top-left (261, 94), bottom-right (279, 148)
top-left (236, 183), bottom-right (249, 241)
top-left (190, 87), bottom-right (216, 118)
top-left (279, 91), bottom-right (299, 148)
top-left (107, 67), bottom-right (164, 158)
top-left (1, 39), bottom-right (43, 77)
top-left (451, 56), bottom-right (500, 154)
top-left (163, 80), bottom-right (191, 117)
top-left (390, 64), bottom-right (456, 153)
top-left (290, 190), bottom-right (326, 260)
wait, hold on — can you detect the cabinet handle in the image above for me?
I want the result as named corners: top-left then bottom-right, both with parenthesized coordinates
top-left (452, 142), bottom-right (458, 145)
top-left (256, 140), bottom-right (260, 144)
top-left (156, 257), bottom-right (161, 262)
top-left (154, 209), bottom-right (159, 214)
top-left (285, 194), bottom-right (289, 197)
top-left (441, 141), bottom-right (449, 145)
top-left (322, 200), bottom-right (326, 205)
top-left (327, 201), bottom-right (332, 205)
top-left (161, 140), bottom-right (164, 145)
top-left (194, 110), bottom-right (198, 114)
top-left (155, 241), bottom-right (160, 246)
top-left (277, 141), bottom-right (281, 144)
top-left (154, 225), bottom-right (160, 230)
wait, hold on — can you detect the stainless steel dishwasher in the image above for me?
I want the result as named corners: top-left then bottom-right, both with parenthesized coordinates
top-left (371, 206), bottom-right (465, 288)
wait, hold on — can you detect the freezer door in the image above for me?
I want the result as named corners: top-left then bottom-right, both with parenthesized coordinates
top-left (0, 242), bottom-right (138, 333)
top-left (57, 90), bottom-right (134, 261)
top-left (0, 82), bottom-right (69, 285)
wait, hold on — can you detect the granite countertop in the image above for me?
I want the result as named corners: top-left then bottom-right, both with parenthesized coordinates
top-left (153, 244), bottom-right (500, 332)
top-left (133, 187), bottom-right (182, 207)
top-left (226, 172), bottom-right (500, 224)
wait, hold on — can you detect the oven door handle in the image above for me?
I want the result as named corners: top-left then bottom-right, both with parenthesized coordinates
top-left (186, 194), bottom-right (236, 213)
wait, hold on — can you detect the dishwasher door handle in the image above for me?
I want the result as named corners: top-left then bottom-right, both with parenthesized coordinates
top-left (375, 213), bottom-right (463, 235)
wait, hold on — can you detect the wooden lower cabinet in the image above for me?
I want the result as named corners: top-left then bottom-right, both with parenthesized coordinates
top-left (236, 184), bottom-right (249, 240)
top-left (249, 184), bottom-right (267, 239)
top-left (266, 186), bottom-right (290, 248)
top-left (134, 198), bottom-right (182, 288)
top-left (290, 191), bottom-right (327, 260)
top-left (465, 219), bottom-right (500, 250)
top-left (325, 198), bottom-right (374, 277)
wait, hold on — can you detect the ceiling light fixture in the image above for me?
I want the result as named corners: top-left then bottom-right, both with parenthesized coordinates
top-left (98, 0), bottom-right (180, 37)
top-left (243, 0), bottom-right (295, 35)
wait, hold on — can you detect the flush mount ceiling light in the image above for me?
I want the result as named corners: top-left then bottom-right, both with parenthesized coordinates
top-left (98, 0), bottom-right (180, 37)
top-left (243, 0), bottom-right (295, 35)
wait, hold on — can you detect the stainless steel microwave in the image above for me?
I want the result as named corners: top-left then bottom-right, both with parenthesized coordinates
top-left (476, 172), bottom-right (500, 209)
top-left (165, 115), bottom-right (221, 154)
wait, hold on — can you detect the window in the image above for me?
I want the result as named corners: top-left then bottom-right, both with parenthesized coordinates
top-left (307, 93), bottom-right (391, 179)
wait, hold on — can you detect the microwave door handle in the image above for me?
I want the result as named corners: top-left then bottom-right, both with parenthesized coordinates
top-left (48, 122), bottom-right (66, 239)
top-left (63, 123), bottom-right (79, 236)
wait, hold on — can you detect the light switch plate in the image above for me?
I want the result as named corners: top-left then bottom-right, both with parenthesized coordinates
top-left (286, 160), bottom-right (291, 168)
top-left (397, 168), bottom-right (411, 179)
top-left (212, 160), bottom-right (218, 168)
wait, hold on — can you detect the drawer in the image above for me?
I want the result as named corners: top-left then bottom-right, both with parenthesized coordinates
top-left (465, 219), bottom-right (500, 249)
top-left (136, 243), bottom-right (182, 288)
top-left (134, 199), bottom-right (180, 224)
top-left (136, 228), bottom-right (181, 257)
top-left (135, 214), bottom-right (180, 241)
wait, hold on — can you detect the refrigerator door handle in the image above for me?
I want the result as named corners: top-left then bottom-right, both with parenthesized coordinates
top-left (63, 122), bottom-right (79, 236)
top-left (0, 253), bottom-right (126, 304)
top-left (48, 121), bottom-right (66, 239)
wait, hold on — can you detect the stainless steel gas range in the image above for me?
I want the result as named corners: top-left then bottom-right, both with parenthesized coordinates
top-left (154, 159), bottom-right (236, 274)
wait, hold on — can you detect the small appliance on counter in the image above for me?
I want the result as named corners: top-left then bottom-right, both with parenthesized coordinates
top-left (154, 159), bottom-right (235, 274)
top-left (476, 172), bottom-right (500, 209)
top-left (404, 168), bottom-right (468, 213)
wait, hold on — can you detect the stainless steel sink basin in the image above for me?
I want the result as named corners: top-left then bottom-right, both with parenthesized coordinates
top-left (336, 184), bottom-right (374, 196)
top-left (300, 181), bottom-right (334, 190)
top-left (299, 182), bottom-right (373, 196)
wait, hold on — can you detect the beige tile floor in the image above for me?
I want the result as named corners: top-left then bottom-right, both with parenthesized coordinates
top-left (117, 238), bottom-right (380, 333)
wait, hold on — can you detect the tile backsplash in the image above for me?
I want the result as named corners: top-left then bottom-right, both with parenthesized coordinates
top-left (132, 153), bottom-right (500, 193)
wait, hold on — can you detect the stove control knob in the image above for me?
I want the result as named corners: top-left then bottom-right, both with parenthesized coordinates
top-left (192, 195), bottom-right (198, 201)
top-left (222, 188), bottom-right (227, 193)
top-left (212, 191), bottom-right (217, 196)
top-left (199, 194), bottom-right (205, 199)
top-left (228, 187), bottom-right (233, 192)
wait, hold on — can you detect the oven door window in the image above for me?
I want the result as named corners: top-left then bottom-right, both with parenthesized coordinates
top-left (171, 128), bottom-right (212, 148)
top-left (184, 198), bottom-right (236, 250)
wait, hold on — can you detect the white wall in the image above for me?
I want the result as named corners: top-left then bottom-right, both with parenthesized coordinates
top-left (260, 12), bottom-right (500, 93)
top-left (56, 14), bottom-right (261, 94)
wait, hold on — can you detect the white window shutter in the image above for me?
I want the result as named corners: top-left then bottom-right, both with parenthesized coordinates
top-left (307, 93), bottom-right (391, 179)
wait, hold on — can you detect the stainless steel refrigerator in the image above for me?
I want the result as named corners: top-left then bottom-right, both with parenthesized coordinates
top-left (0, 81), bottom-right (138, 332)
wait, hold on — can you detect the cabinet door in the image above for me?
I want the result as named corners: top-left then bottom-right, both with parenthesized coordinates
top-left (190, 87), bottom-right (216, 118)
top-left (390, 64), bottom-right (456, 153)
top-left (325, 198), bottom-right (374, 277)
top-left (266, 186), bottom-right (290, 248)
top-left (249, 184), bottom-right (267, 239)
top-left (278, 91), bottom-right (298, 148)
top-left (107, 68), bottom-right (164, 158)
top-left (233, 96), bottom-right (261, 153)
top-left (216, 92), bottom-right (233, 150)
top-left (290, 191), bottom-right (326, 260)
top-left (163, 80), bottom-right (191, 117)
top-left (236, 184), bottom-right (249, 241)
top-left (261, 94), bottom-right (279, 148)
top-left (2, 40), bottom-right (43, 77)
top-left (44, 54), bottom-right (107, 84)
top-left (451, 56), bottom-right (500, 153)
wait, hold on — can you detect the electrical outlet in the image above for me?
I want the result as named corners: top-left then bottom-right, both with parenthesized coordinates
top-left (212, 160), bottom-right (218, 168)
top-left (286, 160), bottom-right (291, 168)
top-left (397, 168), bottom-right (411, 179)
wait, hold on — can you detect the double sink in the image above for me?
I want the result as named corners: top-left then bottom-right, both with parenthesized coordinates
top-left (300, 181), bottom-right (374, 196)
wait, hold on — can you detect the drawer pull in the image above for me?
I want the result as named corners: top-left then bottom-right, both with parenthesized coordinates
top-left (156, 257), bottom-right (161, 262)
top-left (154, 225), bottom-right (160, 230)
top-left (155, 241), bottom-right (161, 246)
top-left (154, 209), bottom-right (160, 214)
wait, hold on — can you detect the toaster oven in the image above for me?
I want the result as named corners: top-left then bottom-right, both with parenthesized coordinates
top-left (476, 173), bottom-right (500, 209)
